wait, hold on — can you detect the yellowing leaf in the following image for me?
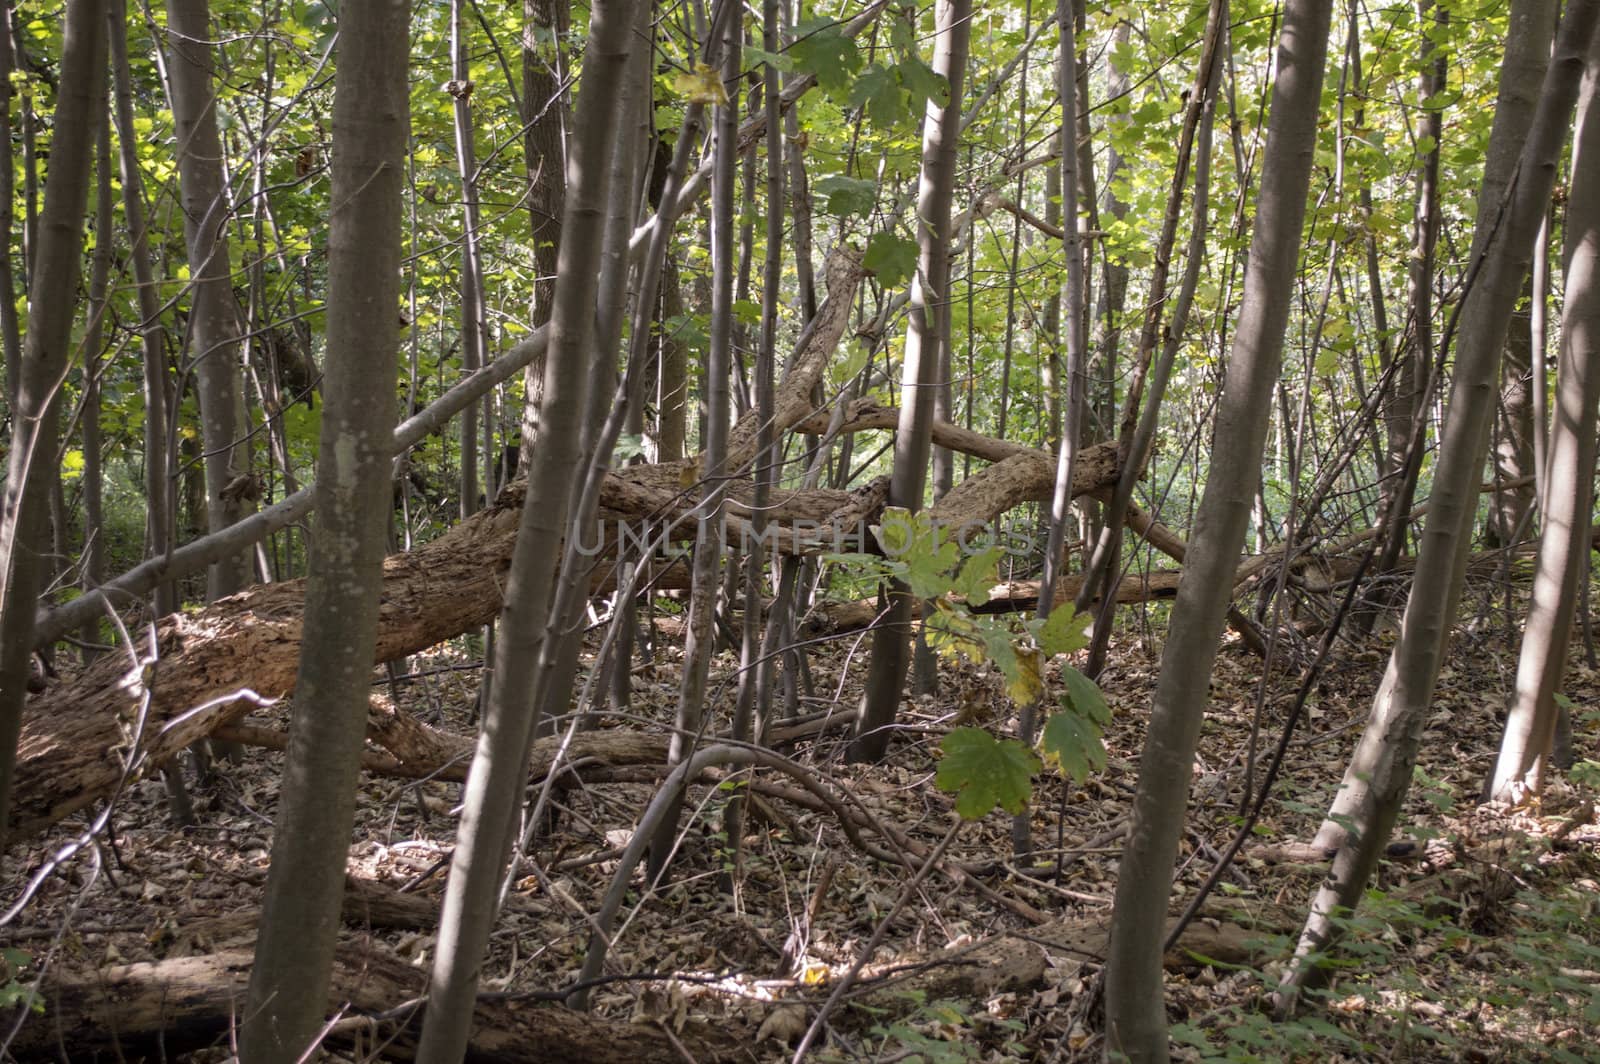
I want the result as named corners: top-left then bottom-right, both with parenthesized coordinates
top-left (1005, 647), bottom-right (1044, 705)
top-left (673, 63), bottom-right (729, 104)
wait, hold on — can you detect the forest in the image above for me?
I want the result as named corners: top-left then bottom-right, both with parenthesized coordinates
top-left (1, 0), bottom-right (1599, 1057)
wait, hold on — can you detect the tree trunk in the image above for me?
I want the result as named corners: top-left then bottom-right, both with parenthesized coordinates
top-left (109, 2), bottom-right (178, 618)
top-left (1102, 0), bottom-right (1333, 1055)
top-left (648, 2), bottom-right (739, 884)
top-left (12, 941), bottom-right (733, 1063)
top-left (416, 0), bottom-right (638, 1054)
top-left (1490, 46), bottom-right (1600, 801)
top-left (166, 0), bottom-right (254, 599)
top-left (1490, 277), bottom-right (1538, 546)
top-left (0, 0), bottom-right (106, 862)
top-left (0, 3), bottom-right (20, 397)
top-left (1287, 0), bottom-right (1600, 1007)
top-left (518, 0), bottom-right (567, 467)
top-left (851, 0), bottom-right (971, 763)
top-left (80, 111), bottom-right (115, 656)
top-left (1012, 0), bottom-right (1089, 858)
top-left (239, 1), bottom-right (408, 1055)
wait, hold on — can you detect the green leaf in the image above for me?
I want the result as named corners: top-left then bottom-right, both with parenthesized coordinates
top-left (950, 547), bottom-right (1002, 605)
top-left (936, 727), bottom-right (1040, 819)
top-left (1060, 667), bottom-right (1110, 725)
top-left (743, 46), bottom-right (794, 73)
top-left (790, 17), bottom-right (861, 94)
top-left (872, 506), bottom-right (914, 557)
top-left (849, 62), bottom-right (906, 126)
top-left (903, 536), bottom-right (961, 601)
top-left (732, 298), bottom-right (763, 326)
top-left (896, 56), bottom-right (948, 111)
top-left (925, 601), bottom-right (987, 665)
top-left (1314, 345), bottom-right (1341, 377)
top-left (863, 231), bottom-right (918, 288)
top-left (1036, 608), bottom-right (1091, 657)
top-left (1004, 647), bottom-right (1045, 705)
top-left (814, 174), bottom-right (878, 218)
top-left (614, 434), bottom-right (647, 462)
top-left (1041, 690), bottom-right (1109, 784)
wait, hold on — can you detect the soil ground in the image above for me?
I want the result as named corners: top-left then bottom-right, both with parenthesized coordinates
top-left (5, 577), bottom-right (1600, 1061)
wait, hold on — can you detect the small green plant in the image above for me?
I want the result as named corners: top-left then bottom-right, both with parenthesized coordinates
top-left (851, 994), bottom-right (1012, 1064)
top-left (831, 507), bottom-right (1111, 820)
top-left (0, 948), bottom-right (42, 1014)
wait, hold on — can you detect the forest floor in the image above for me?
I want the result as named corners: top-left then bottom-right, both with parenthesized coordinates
top-left (6, 581), bottom-right (1600, 1062)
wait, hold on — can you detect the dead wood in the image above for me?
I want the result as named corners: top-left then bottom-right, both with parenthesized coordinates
top-left (214, 700), bottom-right (853, 791)
top-left (3, 939), bottom-right (747, 1062)
top-left (859, 933), bottom-right (1049, 1005)
top-left (9, 440), bottom-right (1107, 844)
top-left (7, 246), bottom-right (1122, 845)
top-left (808, 570), bottom-right (1183, 634)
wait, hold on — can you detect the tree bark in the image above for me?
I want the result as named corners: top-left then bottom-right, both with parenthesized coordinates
top-left (239, 1), bottom-right (408, 1056)
top-left (1288, 0), bottom-right (1600, 1007)
top-left (10, 942), bottom-right (735, 1063)
top-left (1490, 46), bottom-right (1600, 800)
top-left (648, 1), bottom-right (739, 884)
top-left (1102, 0), bottom-right (1333, 1055)
top-left (518, 0), bottom-right (567, 467)
top-left (417, 0), bottom-right (638, 1054)
top-left (0, 0), bottom-right (105, 863)
top-left (166, 0), bottom-right (254, 598)
top-left (0, 3), bottom-right (20, 396)
top-left (108, 1), bottom-right (178, 618)
top-left (851, 0), bottom-right (971, 763)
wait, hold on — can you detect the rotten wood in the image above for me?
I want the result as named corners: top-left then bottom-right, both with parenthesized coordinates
top-left (3, 939), bottom-right (746, 1062)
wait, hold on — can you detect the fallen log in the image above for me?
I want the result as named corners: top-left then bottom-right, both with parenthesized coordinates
top-left (807, 570), bottom-right (1184, 634)
top-left (9, 439), bottom-right (1115, 842)
top-left (3, 939), bottom-right (745, 1062)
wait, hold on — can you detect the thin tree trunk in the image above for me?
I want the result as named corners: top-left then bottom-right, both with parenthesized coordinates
top-left (850, 0), bottom-right (971, 764)
top-left (1317, 0), bottom-right (1572, 850)
top-left (415, 0), bottom-right (637, 1054)
top-left (658, 258), bottom-right (689, 462)
top-left (166, 0), bottom-right (254, 599)
top-left (0, 0), bottom-right (106, 866)
top-left (15, 18), bottom-right (37, 288)
top-left (525, 0), bottom-right (648, 743)
top-left (1287, 0), bottom-right (1600, 1007)
top-left (0, 4), bottom-right (20, 399)
top-left (1531, 211), bottom-right (1552, 505)
top-left (1011, 0), bottom-right (1087, 860)
top-left (1101, 0), bottom-right (1333, 1055)
top-left (647, 1), bottom-right (740, 882)
top-left (1364, 0), bottom-right (1450, 629)
top-left (1490, 57), bottom-right (1600, 800)
top-left (1491, 276), bottom-right (1537, 545)
top-left (80, 110), bottom-right (114, 657)
top-left (728, 0), bottom-right (786, 855)
top-left (238, 1), bottom-right (408, 1056)
top-left (1076, 0), bottom-right (1226, 681)
top-left (452, 0), bottom-right (485, 517)
top-left (518, 0), bottom-right (568, 467)
top-left (109, 2), bottom-right (177, 619)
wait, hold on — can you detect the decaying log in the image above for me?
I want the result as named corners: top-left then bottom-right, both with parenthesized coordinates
top-left (10, 445), bottom-right (1110, 844)
top-left (859, 932), bottom-right (1048, 1007)
top-left (808, 570), bottom-right (1184, 634)
top-left (169, 874), bottom-right (444, 950)
top-left (8, 240), bottom-right (1117, 845)
top-left (220, 698), bottom-right (851, 789)
top-left (3, 940), bottom-right (745, 1063)
top-left (10, 252), bottom-right (871, 842)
